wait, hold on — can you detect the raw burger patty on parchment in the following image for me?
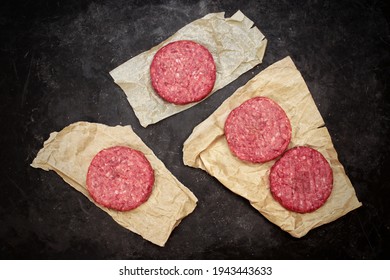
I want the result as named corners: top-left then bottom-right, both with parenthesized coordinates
top-left (224, 96), bottom-right (292, 163)
top-left (269, 146), bottom-right (333, 213)
top-left (86, 146), bottom-right (154, 211)
top-left (150, 40), bottom-right (216, 105)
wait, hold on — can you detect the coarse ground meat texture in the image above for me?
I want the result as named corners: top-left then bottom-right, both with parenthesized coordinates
top-left (86, 146), bottom-right (154, 211)
top-left (150, 40), bottom-right (216, 105)
top-left (224, 96), bottom-right (292, 163)
top-left (269, 146), bottom-right (333, 213)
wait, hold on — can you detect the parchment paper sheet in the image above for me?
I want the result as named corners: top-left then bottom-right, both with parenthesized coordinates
top-left (183, 56), bottom-right (362, 238)
top-left (31, 121), bottom-right (197, 247)
top-left (109, 10), bottom-right (267, 127)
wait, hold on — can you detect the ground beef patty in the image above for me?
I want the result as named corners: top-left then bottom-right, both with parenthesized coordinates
top-left (269, 146), bottom-right (333, 213)
top-left (150, 40), bottom-right (216, 105)
top-left (86, 146), bottom-right (154, 211)
top-left (224, 96), bottom-right (292, 163)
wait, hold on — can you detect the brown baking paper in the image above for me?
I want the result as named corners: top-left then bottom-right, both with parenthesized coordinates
top-left (109, 10), bottom-right (267, 127)
top-left (183, 56), bottom-right (362, 238)
top-left (31, 121), bottom-right (197, 247)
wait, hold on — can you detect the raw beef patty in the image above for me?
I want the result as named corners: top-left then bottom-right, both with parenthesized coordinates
top-left (150, 40), bottom-right (216, 105)
top-left (86, 146), bottom-right (154, 211)
top-left (224, 96), bottom-right (292, 163)
top-left (269, 146), bottom-right (333, 213)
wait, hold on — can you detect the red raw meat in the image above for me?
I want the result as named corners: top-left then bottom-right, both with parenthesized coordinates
top-left (224, 96), bottom-right (292, 163)
top-left (150, 40), bottom-right (216, 105)
top-left (269, 146), bottom-right (333, 213)
top-left (86, 146), bottom-right (154, 211)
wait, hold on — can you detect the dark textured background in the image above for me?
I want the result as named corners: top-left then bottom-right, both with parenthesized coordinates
top-left (1, 0), bottom-right (389, 259)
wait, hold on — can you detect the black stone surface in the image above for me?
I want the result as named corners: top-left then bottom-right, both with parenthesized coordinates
top-left (1, 0), bottom-right (389, 259)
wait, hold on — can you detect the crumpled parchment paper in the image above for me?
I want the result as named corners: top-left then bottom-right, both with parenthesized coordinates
top-left (31, 121), bottom-right (197, 247)
top-left (183, 56), bottom-right (362, 238)
top-left (109, 10), bottom-right (267, 127)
